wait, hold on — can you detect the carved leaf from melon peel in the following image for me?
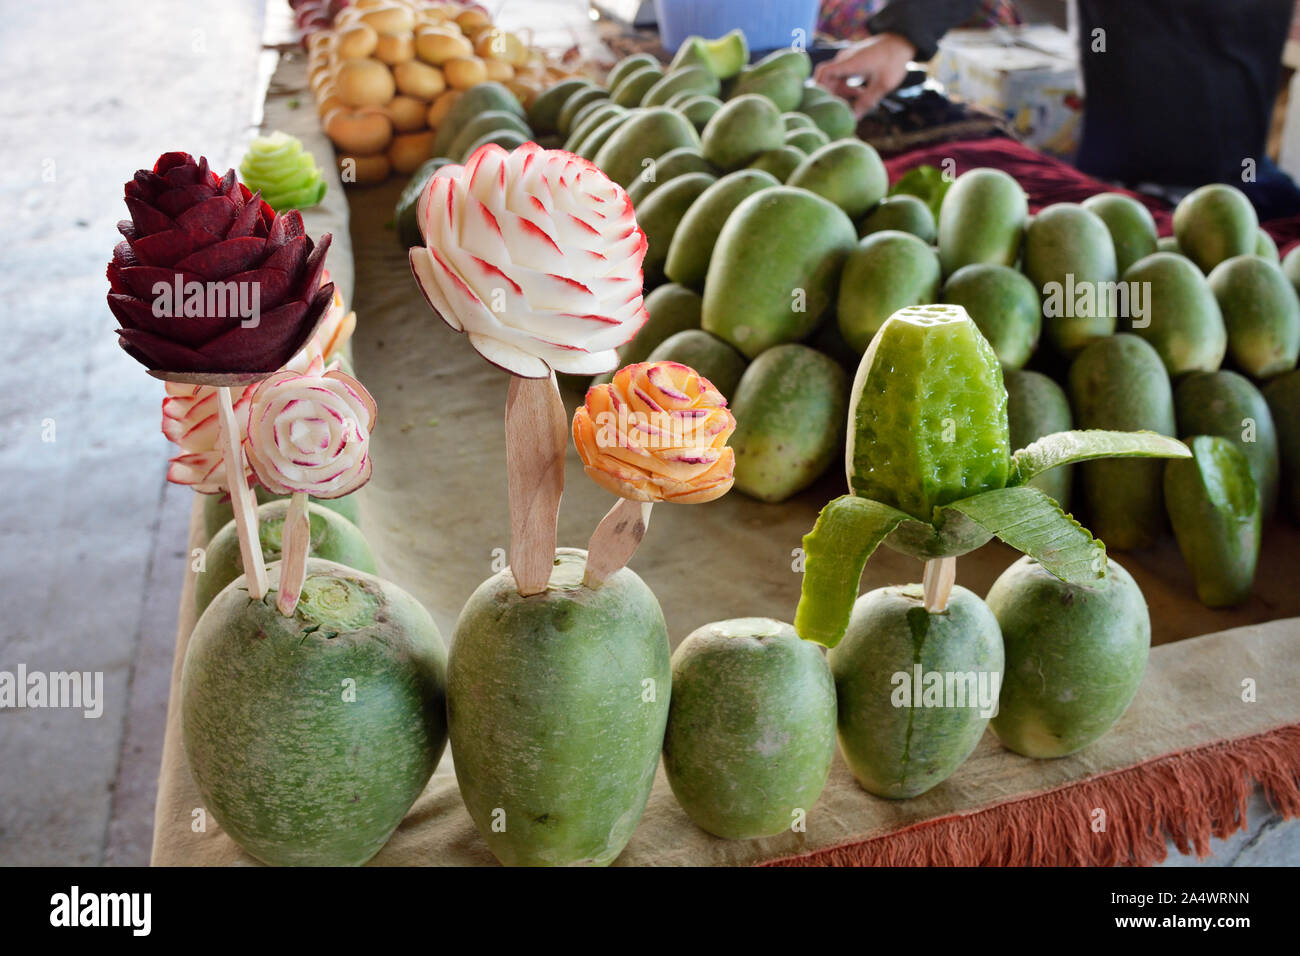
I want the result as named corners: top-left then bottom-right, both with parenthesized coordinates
top-left (1008, 429), bottom-right (1190, 487)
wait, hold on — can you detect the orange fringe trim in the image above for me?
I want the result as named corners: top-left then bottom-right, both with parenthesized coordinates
top-left (763, 724), bottom-right (1300, 867)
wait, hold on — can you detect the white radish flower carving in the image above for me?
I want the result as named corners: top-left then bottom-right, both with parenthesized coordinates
top-left (245, 364), bottom-right (377, 498)
top-left (409, 141), bottom-right (649, 378)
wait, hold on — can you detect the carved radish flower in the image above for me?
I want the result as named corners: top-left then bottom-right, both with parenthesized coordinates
top-left (245, 363), bottom-right (377, 498)
top-left (409, 141), bottom-right (649, 378)
top-left (573, 361), bottom-right (736, 504)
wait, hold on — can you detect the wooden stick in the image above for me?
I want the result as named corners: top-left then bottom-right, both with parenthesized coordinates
top-left (504, 373), bottom-right (567, 596)
top-left (276, 492), bottom-right (311, 616)
top-left (215, 386), bottom-right (268, 600)
top-left (583, 498), bottom-right (653, 589)
top-left (922, 556), bottom-right (957, 613)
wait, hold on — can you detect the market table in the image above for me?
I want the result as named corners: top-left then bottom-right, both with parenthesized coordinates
top-left (151, 49), bottom-right (1300, 867)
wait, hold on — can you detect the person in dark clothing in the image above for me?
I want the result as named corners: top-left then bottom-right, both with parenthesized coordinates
top-left (813, 0), bottom-right (1300, 218)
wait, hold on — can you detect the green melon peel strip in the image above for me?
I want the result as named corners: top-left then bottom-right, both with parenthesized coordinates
top-left (944, 485), bottom-right (1107, 585)
top-left (793, 495), bottom-right (909, 648)
top-left (1007, 430), bottom-right (1190, 487)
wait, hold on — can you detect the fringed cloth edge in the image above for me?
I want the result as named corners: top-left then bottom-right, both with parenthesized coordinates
top-left (761, 723), bottom-right (1300, 867)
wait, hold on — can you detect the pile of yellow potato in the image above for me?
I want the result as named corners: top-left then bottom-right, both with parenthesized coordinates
top-left (306, 0), bottom-right (557, 184)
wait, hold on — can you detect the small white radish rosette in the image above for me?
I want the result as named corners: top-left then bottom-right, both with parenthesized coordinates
top-left (409, 141), bottom-right (649, 378)
top-left (244, 361), bottom-right (377, 498)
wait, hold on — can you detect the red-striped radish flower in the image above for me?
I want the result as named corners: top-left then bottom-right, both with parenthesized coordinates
top-left (409, 141), bottom-right (649, 378)
top-left (244, 363), bottom-right (377, 498)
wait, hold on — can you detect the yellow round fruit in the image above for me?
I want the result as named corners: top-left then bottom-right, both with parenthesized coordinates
top-left (443, 56), bottom-right (487, 90)
top-left (393, 60), bottom-right (446, 100)
top-left (324, 107), bottom-right (394, 155)
top-left (373, 31), bottom-right (415, 65)
top-left (340, 152), bottom-right (391, 184)
top-left (335, 58), bottom-right (396, 108)
top-left (336, 23), bottom-right (378, 59)
top-left (426, 89), bottom-right (461, 128)
top-left (389, 131), bottom-right (437, 173)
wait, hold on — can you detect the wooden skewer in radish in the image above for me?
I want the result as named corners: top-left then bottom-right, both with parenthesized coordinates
top-left (505, 373), bottom-right (568, 596)
top-left (245, 363), bottom-right (377, 616)
top-left (922, 556), bottom-right (957, 613)
top-left (215, 385), bottom-right (269, 600)
top-left (573, 362), bottom-right (738, 588)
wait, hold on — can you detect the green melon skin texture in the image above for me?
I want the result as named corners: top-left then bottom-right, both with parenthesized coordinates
top-left (787, 139), bottom-right (888, 221)
top-left (858, 194), bottom-right (936, 244)
top-left (448, 549), bottom-right (670, 866)
top-left (1173, 183), bottom-right (1258, 273)
top-left (593, 107), bottom-right (700, 188)
top-left (802, 98), bottom-right (856, 141)
top-left (940, 263), bottom-right (1041, 370)
top-left (986, 555), bottom-right (1148, 758)
top-left (203, 486), bottom-right (361, 542)
top-left (643, 65), bottom-right (720, 107)
top-left (702, 187), bottom-right (856, 359)
top-left (838, 231), bottom-right (942, 353)
top-left (847, 305), bottom-right (1010, 521)
top-left (1284, 243), bottom-right (1300, 295)
top-left (573, 112), bottom-right (633, 161)
top-left (936, 168), bottom-right (1028, 276)
top-left (1068, 334), bottom-right (1176, 550)
top-left (663, 618), bottom-right (836, 839)
top-left (729, 68), bottom-right (804, 113)
top-left (181, 559), bottom-right (447, 866)
top-left (784, 127), bottom-right (829, 154)
top-left (607, 54), bottom-right (659, 92)
top-left (447, 110), bottom-right (531, 163)
top-left (196, 499), bottom-right (376, 614)
top-left (700, 94), bottom-right (785, 170)
top-left (1082, 192), bottom-right (1158, 275)
top-left (1174, 370), bottom-right (1279, 518)
top-left (1004, 369), bottom-right (1073, 508)
top-left (747, 146), bottom-right (805, 181)
top-left (1024, 202), bottom-right (1119, 356)
top-left (647, 329), bottom-right (748, 398)
top-left (461, 129), bottom-right (529, 163)
top-left (1156, 235), bottom-right (1182, 254)
top-left (1164, 436), bottom-right (1261, 607)
top-left (611, 65), bottom-right (663, 108)
top-left (664, 168), bottom-right (780, 290)
top-left (626, 147), bottom-right (714, 206)
top-left (831, 585), bottom-right (1004, 799)
top-left (431, 82), bottom-right (524, 157)
top-left (1120, 251), bottom-right (1227, 375)
top-left (637, 171), bottom-right (716, 286)
top-left (557, 86), bottom-right (610, 135)
top-left (1256, 229), bottom-right (1279, 262)
top-left (1207, 254), bottom-right (1300, 379)
top-left (730, 344), bottom-right (847, 502)
top-left (677, 94), bottom-right (722, 131)
top-left (563, 101), bottom-right (624, 153)
top-left (783, 112), bottom-right (816, 132)
top-left (593, 282), bottom-right (702, 387)
top-left (395, 157), bottom-right (453, 247)
top-left (1262, 369), bottom-right (1300, 519)
top-left (527, 77), bottom-right (592, 135)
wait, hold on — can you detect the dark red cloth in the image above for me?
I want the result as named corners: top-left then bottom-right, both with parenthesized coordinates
top-left (884, 138), bottom-right (1300, 256)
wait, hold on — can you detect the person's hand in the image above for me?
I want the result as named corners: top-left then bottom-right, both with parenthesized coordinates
top-left (813, 32), bottom-right (917, 118)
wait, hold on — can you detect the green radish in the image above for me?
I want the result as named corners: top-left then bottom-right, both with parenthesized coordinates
top-left (936, 167), bottom-right (1028, 276)
top-left (1262, 369), bottom-right (1300, 519)
top-left (1173, 183), bottom-right (1258, 273)
top-left (729, 344), bottom-right (847, 503)
top-left (837, 231), bottom-right (942, 352)
top-left (786, 139), bottom-right (888, 221)
top-left (448, 549), bottom-right (670, 866)
top-left (857, 194), bottom-right (937, 244)
top-left (196, 499), bottom-right (375, 614)
top-left (636, 171), bottom-right (716, 286)
top-left (182, 560), bottom-right (447, 866)
top-left (1082, 192), bottom-right (1158, 275)
top-left (831, 584), bottom-right (1003, 798)
top-left (526, 77), bottom-right (593, 135)
top-left (940, 263), bottom-right (1041, 370)
top-left (1208, 254), bottom-right (1300, 379)
top-left (625, 147), bottom-right (714, 206)
top-left (700, 94), bottom-right (785, 170)
top-left (987, 555), bottom-right (1149, 757)
top-left (663, 618), bottom-right (836, 839)
top-left (1120, 251), bottom-right (1226, 375)
top-left (1004, 369), bottom-right (1073, 508)
top-left (663, 168), bottom-right (780, 290)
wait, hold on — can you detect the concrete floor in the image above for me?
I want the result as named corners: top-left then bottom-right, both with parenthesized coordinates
top-left (0, 0), bottom-right (267, 865)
